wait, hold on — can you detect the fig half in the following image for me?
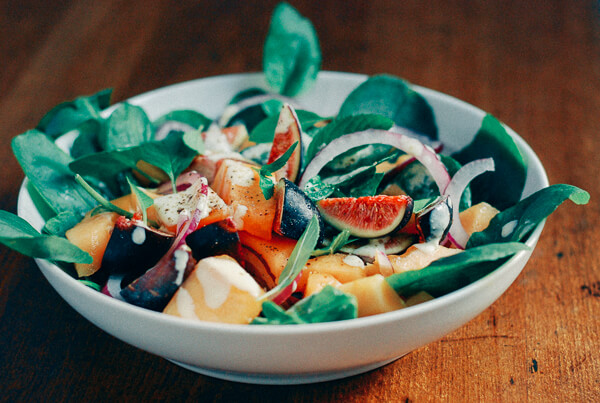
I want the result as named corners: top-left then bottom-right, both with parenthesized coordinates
top-left (317, 195), bottom-right (413, 239)
top-left (273, 178), bottom-right (323, 242)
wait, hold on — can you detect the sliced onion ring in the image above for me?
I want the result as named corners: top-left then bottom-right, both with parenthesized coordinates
top-left (299, 128), bottom-right (452, 194)
top-left (442, 158), bottom-right (495, 249)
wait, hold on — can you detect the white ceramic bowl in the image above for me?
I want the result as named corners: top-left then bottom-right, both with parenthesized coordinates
top-left (17, 72), bottom-right (549, 384)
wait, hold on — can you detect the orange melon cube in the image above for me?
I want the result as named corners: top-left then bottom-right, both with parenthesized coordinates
top-left (338, 274), bottom-right (406, 317)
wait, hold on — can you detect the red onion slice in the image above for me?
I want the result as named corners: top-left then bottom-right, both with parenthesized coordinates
top-left (442, 158), bottom-right (495, 248)
top-left (299, 128), bottom-right (452, 194)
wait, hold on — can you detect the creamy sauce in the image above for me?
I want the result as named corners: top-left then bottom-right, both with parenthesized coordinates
top-left (232, 204), bottom-right (248, 229)
top-left (204, 124), bottom-right (232, 154)
top-left (175, 288), bottom-right (198, 319)
top-left (343, 254), bottom-right (365, 267)
top-left (131, 226), bottom-right (146, 245)
top-left (173, 248), bottom-right (190, 285)
top-left (502, 220), bottom-right (518, 238)
top-left (225, 161), bottom-right (256, 187)
top-left (196, 257), bottom-right (263, 309)
top-left (414, 240), bottom-right (440, 255)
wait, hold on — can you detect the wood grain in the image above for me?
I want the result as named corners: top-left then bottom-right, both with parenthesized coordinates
top-left (1, 0), bottom-right (598, 401)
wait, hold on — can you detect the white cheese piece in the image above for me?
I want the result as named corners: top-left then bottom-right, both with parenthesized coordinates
top-left (153, 177), bottom-right (210, 228)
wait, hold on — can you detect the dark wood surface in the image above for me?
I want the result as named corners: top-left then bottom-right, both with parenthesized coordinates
top-left (1, 1), bottom-right (599, 401)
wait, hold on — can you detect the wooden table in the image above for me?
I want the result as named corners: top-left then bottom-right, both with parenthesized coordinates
top-left (1, 1), bottom-right (598, 400)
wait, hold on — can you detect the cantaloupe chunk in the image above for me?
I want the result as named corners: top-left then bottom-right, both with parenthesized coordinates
top-left (459, 202), bottom-right (500, 237)
top-left (111, 190), bottom-right (160, 225)
top-left (65, 212), bottom-right (119, 277)
top-left (303, 253), bottom-right (367, 283)
top-left (238, 231), bottom-right (297, 282)
top-left (163, 255), bottom-right (264, 324)
top-left (212, 159), bottom-right (276, 240)
top-left (304, 272), bottom-right (342, 297)
top-left (338, 274), bottom-right (406, 317)
top-left (388, 245), bottom-right (461, 273)
top-left (405, 291), bottom-right (434, 307)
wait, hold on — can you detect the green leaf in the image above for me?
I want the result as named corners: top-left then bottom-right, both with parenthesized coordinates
top-left (467, 184), bottom-right (590, 248)
top-left (12, 130), bottom-right (98, 217)
top-left (70, 131), bottom-right (198, 194)
top-left (385, 242), bottom-right (530, 297)
top-left (153, 109), bottom-right (211, 132)
top-left (452, 114), bottom-right (527, 210)
top-left (312, 229), bottom-right (352, 256)
top-left (182, 128), bottom-right (205, 154)
top-left (257, 141), bottom-right (298, 199)
top-left (0, 210), bottom-right (92, 263)
top-left (43, 211), bottom-right (83, 237)
top-left (126, 177), bottom-right (154, 225)
top-left (252, 286), bottom-right (357, 324)
top-left (99, 103), bottom-right (154, 151)
top-left (338, 75), bottom-right (438, 139)
top-left (302, 175), bottom-right (337, 202)
top-left (306, 114), bottom-right (394, 162)
top-left (70, 120), bottom-right (103, 158)
top-left (36, 89), bottom-right (112, 138)
top-left (249, 109), bottom-right (324, 143)
top-left (260, 215), bottom-right (320, 301)
top-left (263, 2), bottom-right (321, 96)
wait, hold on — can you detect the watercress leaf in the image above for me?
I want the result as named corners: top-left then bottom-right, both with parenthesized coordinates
top-left (263, 2), bottom-right (321, 96)
top-left (306, 114), bottom-right (394, 162)
top-left (99, 103), bottom-right (154, 151)
top-left (452, 114), bottom-right (527, 210)
top-left (182, 129), bottom-right (205, 154)
top-left (257, 141), bottom-right (298, 199)
top-left (249, 110), bottom-right (324, 143)
top-left (70, 119), bottom-right (103, 158)
top-left (467, 184), bottom-right (590, 248)
top-left (0, 211), bottom-right (92, 263)
top-left (302, 175), bottom-right (337, 202)
top-left (153, 110), bottom-right (211, 132)
top-left (385, 242), bottom-right (530, 297)
top-left (312, 229), bottom-right (352, 256)
top-left (126, 177), bottom-right (154, 225)
top-left (261, 215), bottom-right (320, 301)
top-left (338, 75), bottom-right (438, 139)
top-left (36, 88), bottom-right (112, 138)
top-left (43, 211), bottom-right (83, 237)
top-left (252, 286), bottom-right (357, 324)
top-left (12, 130), bottom-right (98, 217)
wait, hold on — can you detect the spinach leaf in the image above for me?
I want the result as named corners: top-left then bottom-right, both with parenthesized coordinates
top-left (152, 110), bottom-right (211, 131)
top-left (260, 214), bottom-right (320, 301)
top-left (306, 114), bottom-right (394, 162)
top-left (70, 120), bottom-right (103, 158)
top-left (249, 109), bottom-right (324, 143)
top-left (302, 175), bottom-right (337, 202)
top-left (252, 285), bottom-right (357, 324)
top-left (338, 75), bottom-right (438, 139)
top-left (256, 141), bottom-right (298, 199)
top-left (385, 242), bottom-right (530, 297)
top-left (43, 211), bottom-right (84, 237)
top-left (36, 88), bottom-right (112, 138)
top-left (99, 103), bottom-right (154, 151)
top-left (0, 210), bottom-right (92, 263)
top-left (263, 2), bottom-right (321, 96)
top-left (312, 229), bottom-right (352, 256)
top-left (467, 184), bottom-right (590, 248)
top-left (452, 114), bottom-right (527, 210)
top-left (182, 128), bottom-right (205, 154)
top-left (70, 131), bottom-right (198, 194)
top-left (12, 130), bottom-right (98, 217)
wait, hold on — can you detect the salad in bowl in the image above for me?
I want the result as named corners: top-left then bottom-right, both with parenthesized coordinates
top-left (2, 3), bottom-right (589, 383)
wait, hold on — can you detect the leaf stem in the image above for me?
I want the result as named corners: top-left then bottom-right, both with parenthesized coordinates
top-left (74, 174), bottom-right (133, 218)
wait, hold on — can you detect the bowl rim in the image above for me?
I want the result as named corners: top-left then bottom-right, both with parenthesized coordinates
top-left (19, 71), bottom-right (550, 335)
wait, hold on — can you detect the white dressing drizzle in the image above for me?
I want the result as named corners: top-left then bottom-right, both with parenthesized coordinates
top-left (343, 254), bottom-right (365, 268)
top-left (131, 226), bottom-right (146, 245)
top-left (175, 288), bottom-right (198, 319)
top-left (196, 257), bottom-right (263, 309)
top-left (173, 248), bottom-right (190, 286)
top-left (502, 220), bottom-right (518, 238)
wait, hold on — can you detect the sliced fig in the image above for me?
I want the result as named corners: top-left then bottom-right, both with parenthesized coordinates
top-left (273, 178), bottom-right (323, 242)
top-left (101, 216), bottom-right (174, 279)
top-left (120, 244), bottom-right (196, 311)
top-left (317, 195), bottom-right (413, 239)
top-left (185, 220), bottom-right (240, 261)
top-left (415, 196), bottom-right (453, 244)
top-left (267, 104), bottom-right (302, 182)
